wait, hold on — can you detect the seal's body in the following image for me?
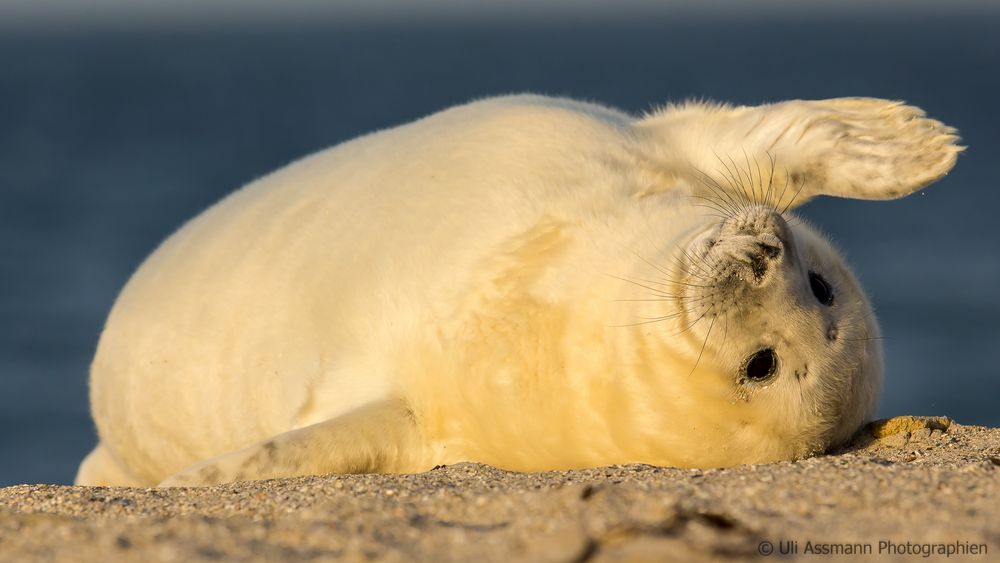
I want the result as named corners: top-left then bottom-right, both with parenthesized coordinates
top-left (76, 95), bottom-right (960, 486)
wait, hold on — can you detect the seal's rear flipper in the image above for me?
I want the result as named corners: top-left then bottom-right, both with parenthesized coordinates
top-left (637, 97), bottom-right (962, 209)
top-left (158, 398), bottom-right (422, 487)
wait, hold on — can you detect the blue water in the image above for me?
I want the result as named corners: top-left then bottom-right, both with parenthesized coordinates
top-left (2, 14), bottom-right (998, 486)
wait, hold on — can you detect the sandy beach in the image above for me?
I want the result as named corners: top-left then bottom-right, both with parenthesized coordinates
top-left (1, 417), bottom-right (997, 562)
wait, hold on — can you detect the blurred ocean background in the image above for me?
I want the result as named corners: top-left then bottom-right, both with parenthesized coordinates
top-left (1, 1), bottom-right (998, 486)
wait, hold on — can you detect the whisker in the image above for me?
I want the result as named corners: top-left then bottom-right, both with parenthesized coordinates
top-left (718, 154), bottom-right (754, 208)
top-left (692, 169), bottom-right (743, 218)
top-left (605, 274), bottom-right (676, 297)
top-left (687, 314), bottom-right (717, 376)
top-left (607, 314), bottom-right (686, 328)
top-left (672, 305), bottom-right (712, 336)
top-left (781, 172), bottom-right (808, 215)
top-left (711, 152), bottom-right (749, 207)
top-left (740, 148), bottom-right (761, 206)
top-left (690, 197), bottom-right (736, 220)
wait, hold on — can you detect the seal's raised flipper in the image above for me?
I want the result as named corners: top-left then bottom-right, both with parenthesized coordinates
top-left (158, 398), bottom-right (422, 487)
top-left (638, 97), bottom-right (962, 209)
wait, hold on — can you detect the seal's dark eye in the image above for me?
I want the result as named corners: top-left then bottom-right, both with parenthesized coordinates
top-left (809, 271), bottom-right (834, 306)
top-left (744, 348), bottom-right (778, 382)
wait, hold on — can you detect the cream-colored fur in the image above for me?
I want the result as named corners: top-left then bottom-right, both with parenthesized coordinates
top-left (74, 95), bottom-right (960, 487)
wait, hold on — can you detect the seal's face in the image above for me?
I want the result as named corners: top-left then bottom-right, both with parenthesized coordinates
top-left (670, 205), bottom-right (882, 460)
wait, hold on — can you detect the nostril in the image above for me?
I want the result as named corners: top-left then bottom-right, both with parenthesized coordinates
top-left (749, 254), bottom-right (769, 278)
top-left (757, 242), bottom-right (781, 259)
top-left (743, 348), bottom-right (778, 383)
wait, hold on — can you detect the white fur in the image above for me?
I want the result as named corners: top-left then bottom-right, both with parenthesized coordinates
top-left (75, 95), bottom-right (960, 486)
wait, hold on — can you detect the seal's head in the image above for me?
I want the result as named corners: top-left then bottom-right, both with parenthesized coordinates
top-left (641, 204), bottom-right (882, 465)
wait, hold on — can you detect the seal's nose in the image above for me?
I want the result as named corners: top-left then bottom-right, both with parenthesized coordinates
top-left (711, 206), bottom-right (792, 286)
top-left (724, 206), bottom-right (791, 243)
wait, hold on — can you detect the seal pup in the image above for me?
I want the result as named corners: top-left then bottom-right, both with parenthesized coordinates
top-left (74, 95), bottom-right (961, 486)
